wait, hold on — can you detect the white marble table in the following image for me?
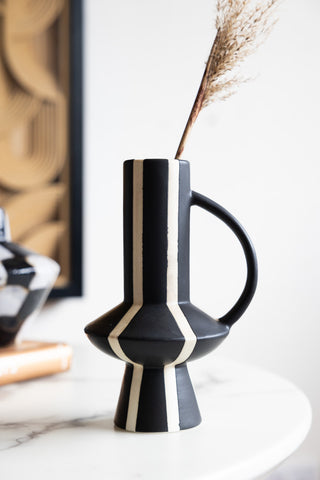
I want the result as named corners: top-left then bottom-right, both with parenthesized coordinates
top-left (0, 345), bottom-right (311, 480)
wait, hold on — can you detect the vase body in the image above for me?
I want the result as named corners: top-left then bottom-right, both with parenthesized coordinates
top-left (0, 208), bottom-right (60, 346)
top-left (85, 159), bottom-right (258, 432)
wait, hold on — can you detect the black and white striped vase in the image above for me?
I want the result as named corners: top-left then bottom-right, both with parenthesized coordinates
top-left (0, 208), bottom-right (60, 347)
top-left (85, 159), bottom-right (258, 432)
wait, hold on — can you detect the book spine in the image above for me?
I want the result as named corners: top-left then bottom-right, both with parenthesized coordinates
top-left (0, 344), bottom-right (72, 385)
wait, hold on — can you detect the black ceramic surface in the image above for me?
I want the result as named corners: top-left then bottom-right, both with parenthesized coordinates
top-left (0, 209), bottom-right (60, 346)
top-left (85, 159), bottom-right (258, 432)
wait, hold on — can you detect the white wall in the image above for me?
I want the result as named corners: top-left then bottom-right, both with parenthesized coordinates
top-left (29, 0), bottom-right (320, 472)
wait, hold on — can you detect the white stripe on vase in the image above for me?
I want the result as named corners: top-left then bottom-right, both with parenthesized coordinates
top-left (165, 159), bottom-right (197, 432)
top-left (108, 304), bottom-right (142, 363)
top-left (132, 160), bottom-right (144, 305)
top-left (126, 363), bottom-right (144, 432)
top-left (108, 159), bottom-right (144, 432)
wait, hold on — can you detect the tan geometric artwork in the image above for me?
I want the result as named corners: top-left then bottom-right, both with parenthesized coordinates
top-left (0, 0), bottom-right (71, 288)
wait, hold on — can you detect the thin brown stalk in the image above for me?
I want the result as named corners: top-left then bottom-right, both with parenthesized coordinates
top-left (175, 0), bottom-right (280, 159)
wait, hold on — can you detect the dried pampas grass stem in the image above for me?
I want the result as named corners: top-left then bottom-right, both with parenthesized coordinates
top-left (175, 0), bottom-right (280, 159)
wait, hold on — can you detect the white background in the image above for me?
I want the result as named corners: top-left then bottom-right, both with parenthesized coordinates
top-left (28, 0), bottom-right (320, 474)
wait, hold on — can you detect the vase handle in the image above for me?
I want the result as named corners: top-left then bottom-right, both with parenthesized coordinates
top-left (191, 191), bottom-right (258, 327)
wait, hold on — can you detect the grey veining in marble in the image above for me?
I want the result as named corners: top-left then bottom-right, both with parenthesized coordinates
top-left (1, 412), bottom-right (115, 451)
top-left (0, 346), bottom-right (311, 480)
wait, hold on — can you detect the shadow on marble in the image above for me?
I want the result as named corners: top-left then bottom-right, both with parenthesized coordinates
top-left (83, 415), bottom-right (115, 431)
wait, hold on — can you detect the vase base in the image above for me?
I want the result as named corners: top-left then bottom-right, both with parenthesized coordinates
top-left (114, 363), bottom-right (201, 432)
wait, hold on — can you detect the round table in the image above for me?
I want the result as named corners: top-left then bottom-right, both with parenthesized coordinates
top-left (0, 345), bottom-right (311, 480)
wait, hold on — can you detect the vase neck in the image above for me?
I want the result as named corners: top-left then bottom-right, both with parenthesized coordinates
top-left (123, 159), bottom-right (191, 305)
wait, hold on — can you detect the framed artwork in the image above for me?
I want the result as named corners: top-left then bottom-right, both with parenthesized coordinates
top-left (0, 0), bottom-right (83, 297)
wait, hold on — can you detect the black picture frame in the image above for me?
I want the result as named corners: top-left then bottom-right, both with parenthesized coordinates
top-left (50, 0), bottom-right (83, 298)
